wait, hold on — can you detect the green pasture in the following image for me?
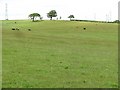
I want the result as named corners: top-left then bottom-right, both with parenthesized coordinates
top-left (2, 20), bottom-right (118, 88)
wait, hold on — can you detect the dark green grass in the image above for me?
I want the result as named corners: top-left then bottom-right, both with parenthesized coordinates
top-left (2, 20), bottom-right (118, 88)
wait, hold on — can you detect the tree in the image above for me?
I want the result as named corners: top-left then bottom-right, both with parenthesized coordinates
top-left (68, 15), bottom-right (75, 21)
top-left (113, 20), bottom-right (120, 23)
top-left (47, 10), bottom-right (57, 20)
top-left (29, 13), bottom-right (41, 22)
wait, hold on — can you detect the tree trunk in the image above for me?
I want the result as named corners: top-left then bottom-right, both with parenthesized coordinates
top-left (32, 17), bottom-right (35, 22)
top-left (50, 17), bottom-right (52, 20)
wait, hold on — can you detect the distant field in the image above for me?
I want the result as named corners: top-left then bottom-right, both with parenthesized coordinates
top-left (2, 20), bottom-right (118, 88)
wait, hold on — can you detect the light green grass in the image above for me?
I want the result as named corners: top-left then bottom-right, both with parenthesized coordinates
top-left (0, 20), bottom-right (2, 89)
top-left (2, 20), bottom-right (118, 88)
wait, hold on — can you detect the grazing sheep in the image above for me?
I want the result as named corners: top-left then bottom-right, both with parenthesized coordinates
top-left (28, 29), bottom-right (31, 31)
top-left (16, 28), bottom-right (19, 30)
top-left (83, 28), bottom-right (86, 30)
top-left (12, 28), bottom-right (15, 30)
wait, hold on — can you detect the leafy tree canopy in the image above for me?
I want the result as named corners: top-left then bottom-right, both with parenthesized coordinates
top-left (68, 15), bottom-right (75, 20)
top-left (29, 13), bottom-right (41, 22)
top-left (47, 10), bottom-right (57, 20)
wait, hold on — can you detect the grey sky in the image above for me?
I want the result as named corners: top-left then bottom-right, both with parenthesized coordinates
top-left (0, 0), bottom-right (119, 21)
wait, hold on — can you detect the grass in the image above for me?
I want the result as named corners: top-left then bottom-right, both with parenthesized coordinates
top-left (2, 20), bottom-right (118, 88)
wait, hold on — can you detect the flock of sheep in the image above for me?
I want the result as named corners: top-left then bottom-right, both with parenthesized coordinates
top-left (11, 21), bottom-right (87, 31)
top-left (12, 22), bottom-right (31, 31)
top-left (12, 28), bottom-right (31, 31)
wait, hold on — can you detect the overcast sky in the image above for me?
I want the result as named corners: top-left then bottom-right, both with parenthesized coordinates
top-left (0, 0), bottom-right (119, 21)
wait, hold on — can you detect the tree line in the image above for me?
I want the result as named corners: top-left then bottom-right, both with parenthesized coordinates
top-left (29, 10), bottom-right (75, 22)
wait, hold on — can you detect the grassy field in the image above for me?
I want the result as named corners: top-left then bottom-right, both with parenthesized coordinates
top-left (2, 20), bottom-right (118, 88)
